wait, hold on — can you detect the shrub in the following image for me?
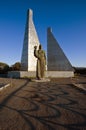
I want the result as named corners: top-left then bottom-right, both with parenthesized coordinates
top-left (11, 62), bottom-right (21, 71)
top-left (73, 67), bottom-right (86, 75)
top-left (0, 62), bottom-right (9, 74)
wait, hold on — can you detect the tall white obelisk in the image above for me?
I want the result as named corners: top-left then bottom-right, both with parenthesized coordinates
top-left (21, 9), bottom-right (40, 71)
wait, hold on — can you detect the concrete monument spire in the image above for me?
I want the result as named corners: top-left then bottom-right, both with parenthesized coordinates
top-left (47, 27), bottom-right (74, 71)
top-left (21, 9), bottom-right (40, 71)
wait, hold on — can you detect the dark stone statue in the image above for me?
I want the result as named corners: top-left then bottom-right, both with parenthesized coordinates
top-left (34, 44), bottom-right (46, 80)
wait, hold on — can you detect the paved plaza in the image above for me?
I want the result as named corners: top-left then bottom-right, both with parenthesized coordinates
top-left (0, 77), bottom-right (86, 130)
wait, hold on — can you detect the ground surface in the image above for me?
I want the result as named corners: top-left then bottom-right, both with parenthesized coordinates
top-left (0, 76), bottom-right (86, 130)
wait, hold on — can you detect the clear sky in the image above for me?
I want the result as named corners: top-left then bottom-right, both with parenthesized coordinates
top-left (0, 0), bottom-right (86, 67)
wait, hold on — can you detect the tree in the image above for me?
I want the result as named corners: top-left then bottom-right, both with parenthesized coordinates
top-left (12, 62), bottom-right (21, 71)
top-left (0, 62), bottom-right (9, 73)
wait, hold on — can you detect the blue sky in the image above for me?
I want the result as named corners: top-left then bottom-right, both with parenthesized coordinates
top-left (0, 0), bottom-right (86, 67)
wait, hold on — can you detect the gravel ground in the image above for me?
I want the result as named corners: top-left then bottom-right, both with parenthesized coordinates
top-left (0, 77), bottom-right (86, 130)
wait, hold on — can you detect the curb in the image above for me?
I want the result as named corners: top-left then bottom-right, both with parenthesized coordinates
top-left (73, 83), bottom-right (86, 91)
top-left (0, 84), bottom-right (10, 91)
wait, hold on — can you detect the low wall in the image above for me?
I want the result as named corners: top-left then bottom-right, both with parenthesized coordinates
top-left (8, 71), bottom-right (74, 78)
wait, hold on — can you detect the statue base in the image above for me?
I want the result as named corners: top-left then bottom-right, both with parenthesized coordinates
top-left (31, 78), bottom-right (50, 82)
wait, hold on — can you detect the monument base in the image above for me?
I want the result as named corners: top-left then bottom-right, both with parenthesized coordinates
top-left (46, 71), bottom-right (74, 78)
top-left (8, 71), bottom-right (74, 78)
top-left (8, 71), bottom-right (36, 78)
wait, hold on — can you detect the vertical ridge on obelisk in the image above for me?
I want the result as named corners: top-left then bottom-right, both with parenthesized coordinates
top-left (47, 27), bottom-right (73, 71)
top-left (21, 9), bottom-right (40, 71)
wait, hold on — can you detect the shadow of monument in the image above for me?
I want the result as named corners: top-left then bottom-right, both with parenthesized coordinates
top-left (0, 79), bottom-right (29, 109)
top-left (0, 83), bottom-right (86, 130)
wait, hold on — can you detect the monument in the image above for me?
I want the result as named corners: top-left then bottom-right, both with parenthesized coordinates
top-left (46, 27), bottom-right (74, 77)
top-left (8, 9), bottom-right (74, 78)
top-left (8, 9), bottom-right (40, 78)
top-left (21, 9), bottom-right (40, 71)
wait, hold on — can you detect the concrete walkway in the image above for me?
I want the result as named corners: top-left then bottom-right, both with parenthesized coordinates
top-left (0, 77), bottom-right (86, 130)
